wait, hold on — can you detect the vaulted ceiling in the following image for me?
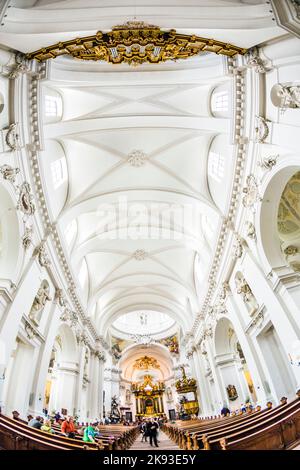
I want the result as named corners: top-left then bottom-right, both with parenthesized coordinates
top-left (0, 0), bottom-right (285, 336)
top-left (41, 58), bottom-right (224, 334)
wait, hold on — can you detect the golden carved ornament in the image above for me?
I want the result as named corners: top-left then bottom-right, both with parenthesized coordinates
top-left (26, 21), bottom-right (247, 66)
top-left (133, 355), bottom-right (160, 370)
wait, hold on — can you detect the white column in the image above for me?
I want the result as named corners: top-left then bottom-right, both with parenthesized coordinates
top-left (54, 362), bottom-right (78, 416)
top-left (244, 252), bottom-right (300, 389)
top-left (226, 292), bottom-right (269, 405)
top-left (192, 350), bottom-right (211, 416)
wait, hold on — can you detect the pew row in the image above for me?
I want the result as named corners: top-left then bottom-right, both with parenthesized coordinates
top-left (0, 414), bottom-right (139, 450)
top-left (163, 397), bottom-right (300, 450)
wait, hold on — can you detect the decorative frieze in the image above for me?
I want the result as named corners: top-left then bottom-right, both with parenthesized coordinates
top-left (191, 63), bottom-right (248, 335)
top-left (130, 333), bottom-right (154, 345)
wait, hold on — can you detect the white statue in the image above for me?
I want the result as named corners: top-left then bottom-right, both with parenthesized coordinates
top-left (235, 275), bottom-right (258, 317)
top-left (29, 280), bottom-right (51, 325)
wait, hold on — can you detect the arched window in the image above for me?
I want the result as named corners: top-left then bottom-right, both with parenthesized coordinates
top-left (210, 83), bottom-right (231, 118)
top-left (51, 157), bottom-right (67, 190)
top-left (207, 151), bottom-right (225, 183)
top-left (42, 87), bottom-right (63, 123)
top-left (207, 134), bottom-right (234, 213)
top-left (65, 219), bottom-right (77, 246)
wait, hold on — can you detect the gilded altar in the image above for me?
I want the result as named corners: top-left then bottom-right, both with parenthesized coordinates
top-left (131, 375), bottom-right (165, 416)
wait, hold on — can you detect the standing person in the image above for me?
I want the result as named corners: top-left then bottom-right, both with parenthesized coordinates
top-left (141, 421), bottom-right (148, 443)
top-left (149, 418), bottom-right (159, 448)
top-left (61, 416), bottom-right (76, 438)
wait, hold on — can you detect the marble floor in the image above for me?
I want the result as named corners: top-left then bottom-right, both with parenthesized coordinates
top-left (129, 431), bottom-right (179, 450)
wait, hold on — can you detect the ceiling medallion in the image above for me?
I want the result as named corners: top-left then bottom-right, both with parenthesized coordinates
top-left (26, 21), bottom-right (247, 66)
top-left (133, 249), bottom-right (147, 260)
top-left (127, 149), bottom-right (147, 167)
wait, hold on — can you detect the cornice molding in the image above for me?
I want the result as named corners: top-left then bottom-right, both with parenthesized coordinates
top-left (190, 61), bottom-right (248, 336)
top-left (24, 61), bottom-right (99, 344)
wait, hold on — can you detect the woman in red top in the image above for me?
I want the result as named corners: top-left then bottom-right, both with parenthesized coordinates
top-left (61, 416), bottom-right (76, 438)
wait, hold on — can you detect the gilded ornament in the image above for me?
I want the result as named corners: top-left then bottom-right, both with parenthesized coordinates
top-left (133, 355), bottom-right (160, 370)
top-left (26, 22), bottom-right (247, 66)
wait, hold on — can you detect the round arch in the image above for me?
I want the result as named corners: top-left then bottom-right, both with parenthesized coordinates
top-left (55, 323), bottom-right (78, 363)
top-left (256, 159), bottom-right (300, 273)
top-left (213, 316), bottom-right (237, 357)
top-left (98, 300), bottom-right (189, 336)
top-left (119, 342), bottom-right (174, 382)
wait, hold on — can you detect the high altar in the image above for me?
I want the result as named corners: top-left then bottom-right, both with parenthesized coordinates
top-left (131, 375), bottom-right (165, 417)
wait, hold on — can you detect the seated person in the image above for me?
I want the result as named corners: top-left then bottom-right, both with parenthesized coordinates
top-left (83, 423), bottom-right (97, 443)
top-left (41, 419), bottom-right (54, 434)
top-left (280, 396), bottom-right (288, 406)
top-left (220, 405), bottom-right (230, 417)
top-left (266, 401), bottom-right (273, 410)
top-left (240, 404), bottom-right (247, 413)
top-left (28, 416), bottom-right (43, 429)
top-left (61, 416), bottom-right (76, 438)
top-left (255, 405), bottom-right (262, 412)
top-left (12, 410), bottom-right (21, 421)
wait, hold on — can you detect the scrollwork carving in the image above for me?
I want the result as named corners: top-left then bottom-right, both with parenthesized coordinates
top-left (4, 123), bottom-right (20, 151)
top-left (17, 182), bottom-right (35, 216)
top-left (0, 164), bottom-right (20, 184)
top-left (34, 243), bottom-right (51, 268)
top-left (22, 225), bottom-right (33, 250)
top-left (242, 175), bottom-right (261, 209)
top-left (254, 116), bottom-right (270, 144)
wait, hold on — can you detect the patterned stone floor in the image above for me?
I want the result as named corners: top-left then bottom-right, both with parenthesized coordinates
top-left (130, 431), bottom-right (179, 450)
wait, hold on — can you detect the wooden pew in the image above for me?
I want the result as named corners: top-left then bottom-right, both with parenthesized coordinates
top-left (208, 401), bottom-right (300, 450)
top-left (163, 396), bottom-right (300, 450)
top-left (0, 414), bottom-right (139, 451)
top-left (0, 415), bottom-right (100, 450)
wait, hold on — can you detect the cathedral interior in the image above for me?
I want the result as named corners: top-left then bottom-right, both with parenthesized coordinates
top-left (0, 0), bottom-right (300, 452)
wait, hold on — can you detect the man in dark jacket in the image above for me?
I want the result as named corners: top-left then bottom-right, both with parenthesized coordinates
top-left (149, 418), bottom-right (159, 447)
